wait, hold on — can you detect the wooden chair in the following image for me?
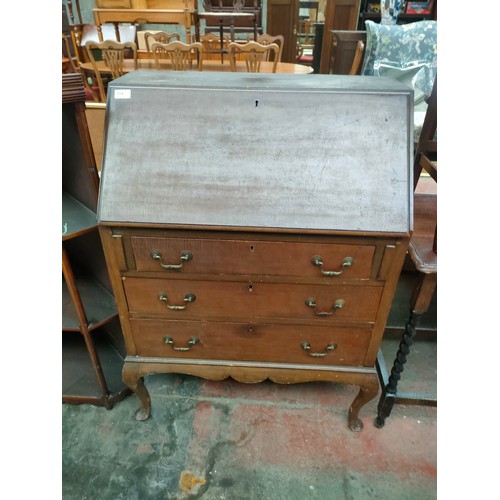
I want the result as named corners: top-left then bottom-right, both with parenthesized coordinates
top-left (62, 33), bottom-right (78, 73)
top-left (348, 40), bottom-right (365, 75)
top-left (375, 78), bottom-right (437, 428)
top-left (63, 24), bottom-right (101, 101)
top-left (200, 32), bottom-right (230, 61)
top-left (228, 41), bottom-right (279, 73)
top-left (413, 79), bottom-right (437, 188)
top-left (144, 31), bottom-right (181, 57)
top-left (85, 40), bottom-right (138, 102)
top-left (330, 31), bottom-right (367, 75)
top-left (151, 41), bottom-right (203, 71)
top-left (246, 34), bottom-right (284, 62)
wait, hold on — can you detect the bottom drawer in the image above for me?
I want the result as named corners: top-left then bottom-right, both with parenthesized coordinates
top-left (130, 319), bottom-right (372, 366)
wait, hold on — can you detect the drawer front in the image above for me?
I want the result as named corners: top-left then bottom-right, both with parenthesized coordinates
top-left (123, 278), bottom-right (383, 322)
top-left (130, 236), bottom-right (375, 279)
top-left (130, 318), bottom-right (372, 366)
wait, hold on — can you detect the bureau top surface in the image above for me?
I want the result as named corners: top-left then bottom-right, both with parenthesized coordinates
top-left (98, 72), bottom-right (413, 235)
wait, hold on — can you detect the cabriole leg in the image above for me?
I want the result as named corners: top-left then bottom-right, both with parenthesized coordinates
top-left (122, 363), bottom-right (151, 421)
top-left (348, 376), bottom-right (379, 432)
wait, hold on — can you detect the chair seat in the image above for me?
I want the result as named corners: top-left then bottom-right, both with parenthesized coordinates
top-left (408, 193), bottom-right (437, 274)
top-left (298, 55), bottom-right (313, 63)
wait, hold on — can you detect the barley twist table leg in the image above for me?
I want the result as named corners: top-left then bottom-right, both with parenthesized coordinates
top-left (375, 310), bottom-right (421, 428)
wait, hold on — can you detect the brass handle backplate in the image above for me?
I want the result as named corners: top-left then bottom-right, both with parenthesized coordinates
top-left (301, 341), bottom-right (337, 357)
top-left (305, 297), bottom-right (345, 316)
top-left (311, 256), bottom-right (354, 276)
top-left (151, 250), bottom-right (193, 270)
top-left (163, 336), bottom-right (199, 351)
top-left (159, 293), bottom-right (196, 310)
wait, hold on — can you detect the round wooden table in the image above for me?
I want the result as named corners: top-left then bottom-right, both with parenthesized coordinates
top-left (80, 59), bottom-right (313, 75)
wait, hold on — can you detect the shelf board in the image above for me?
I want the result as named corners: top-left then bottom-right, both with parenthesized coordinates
top-left (62, 329), bottom-right (130, 404)
top-left (360, 13), bottom-right (431, 20)
top-left (62, 276), bottom-right (118, 331)
top-left (62, 192), bottom-right (97, 241)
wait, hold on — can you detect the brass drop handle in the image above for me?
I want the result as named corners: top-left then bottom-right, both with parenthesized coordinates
top-left (159, 293), bottom-right (196, 310)
top-left (301, 341), bottom-right (337, 357)
top-left (151, 250), bottom-right (193, 270)
top-left (311, 256), bottom-right (354, 276)
top-left (305, 298), bottom-right (345, 316)
top-left (163, 336), bottom-right (199, 351)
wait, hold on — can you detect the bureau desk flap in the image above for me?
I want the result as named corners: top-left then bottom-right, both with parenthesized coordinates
top-left (98, 72), bottom-right (413, 235)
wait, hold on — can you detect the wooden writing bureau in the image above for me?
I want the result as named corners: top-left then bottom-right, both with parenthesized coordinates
top-left (98, 71), bottom-right (413, 431)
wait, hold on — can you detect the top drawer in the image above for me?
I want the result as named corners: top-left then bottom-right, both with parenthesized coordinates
top-left (130, 236), bottom-right (375, 279)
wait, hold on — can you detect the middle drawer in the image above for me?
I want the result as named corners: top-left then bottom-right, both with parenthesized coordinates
top-left (123, 277), bottom-right (383, 323)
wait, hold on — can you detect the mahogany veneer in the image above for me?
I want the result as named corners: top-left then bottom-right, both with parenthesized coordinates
top-left (98, 72), bottom-right (413, 431)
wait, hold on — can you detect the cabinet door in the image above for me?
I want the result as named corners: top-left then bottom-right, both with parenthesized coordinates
top-left (319, 0), bottom-right (361, 73)
top-left (266, 0), bottom-right (299, 63)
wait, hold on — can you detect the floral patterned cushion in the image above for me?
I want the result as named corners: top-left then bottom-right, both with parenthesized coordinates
top-left (361, 20), bottom-right (437, 102)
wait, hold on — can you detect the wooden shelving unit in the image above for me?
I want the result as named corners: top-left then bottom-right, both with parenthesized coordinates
top-left (62, 73), bottom-right (130, 409)
top-left (357, 0), bottom-right (436, 30)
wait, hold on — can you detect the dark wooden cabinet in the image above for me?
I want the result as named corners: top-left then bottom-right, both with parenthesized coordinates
top-left (98, 71), bottom-right (413, 431)
top-left (62, 73), bottom-right (130, 409)
top-left (319, 0), bottom-right (361, 73)
top-left (266, 0), bottom-right (299, 63)
top-left (202, 0), bottom-right (263, 37)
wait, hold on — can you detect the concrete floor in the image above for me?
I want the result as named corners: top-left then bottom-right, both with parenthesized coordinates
top-left (62, 373), bottom-right (436, 499)
top-left (62, 270), bottom-right (437, 500)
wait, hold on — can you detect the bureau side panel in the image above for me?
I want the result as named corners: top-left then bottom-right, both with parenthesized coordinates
top-left (99, 226), bottom-right (138, 355)
top-left (364, 237), bottom-right (410, 365)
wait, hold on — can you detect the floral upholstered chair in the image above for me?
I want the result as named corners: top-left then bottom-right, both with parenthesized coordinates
top-left (361, 20), bottom-right (437, 106)
top-left (360, 20), bottom-right (437, 141)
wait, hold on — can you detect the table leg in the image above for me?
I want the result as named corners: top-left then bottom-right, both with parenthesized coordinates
top-left (96, 23), bottom-right (103, 42)
top-left (230, 18), bottom-right (235, 44)
top-left (113, 22), bottom-right (121, 42)
top-left (219, 19), bottom-right (224, 64)
top-left (374, 310), bottom-right (420, 428)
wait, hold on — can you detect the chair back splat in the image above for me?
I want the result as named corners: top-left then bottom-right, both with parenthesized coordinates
top-left (228, 41), bottom-right (279, 72)
top-left (200, 32), bottom-right (230, 61)
top-left (144, 31), bottom-right (181, 57)
top-left (151, 41), bottom-right (203, 71)
top-left (85, 40), bottom-right (138, 102)
top-left (246, 34), bottom-right (284, 62)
